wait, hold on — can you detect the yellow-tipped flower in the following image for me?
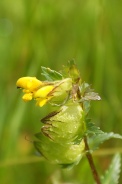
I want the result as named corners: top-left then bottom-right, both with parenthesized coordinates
top-left (22, 93), bottom-right (33, 102)
top-left (34, 85), bottom-right (54, 107)
top-left (16, 76), bottom-right (72, 107)
top-left (16, 77), bottom-right (55, 106)
top-left (16, 77), bottom-right (43, 91)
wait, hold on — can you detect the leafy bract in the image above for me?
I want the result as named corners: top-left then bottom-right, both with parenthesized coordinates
top-left (41, 66), bottom-right (63, 81)
top-left (79, 82), bottom-right (101, 102)
top-left (101, 153), bottom-right (121, 184)
top-left (86, 120), bottom-right (103, 135)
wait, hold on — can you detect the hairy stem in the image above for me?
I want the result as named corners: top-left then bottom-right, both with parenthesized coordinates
top-left (84, 136), bottom-right (101, 184)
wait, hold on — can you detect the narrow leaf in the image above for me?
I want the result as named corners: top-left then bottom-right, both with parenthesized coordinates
top-left (101, 153), bottom-right (121, 184)
top-left (41, 66), bottom-right (63, 81)
top-left (88, 132), bottom-right (122, 151)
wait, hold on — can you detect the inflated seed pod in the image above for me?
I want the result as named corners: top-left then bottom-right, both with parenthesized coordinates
top-left (34, 102), bottom-right (86, 167)
top-left (41, 102), bottom-right (86, 144)
top-left (34, 132), bottom-right (85, 167)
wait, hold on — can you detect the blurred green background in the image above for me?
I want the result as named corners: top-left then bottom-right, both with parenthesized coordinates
top-left (0, 0), bottom-right (122, 183)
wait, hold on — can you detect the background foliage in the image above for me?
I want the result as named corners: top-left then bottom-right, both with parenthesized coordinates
top-left (0, 0), bottom-right (122, 183)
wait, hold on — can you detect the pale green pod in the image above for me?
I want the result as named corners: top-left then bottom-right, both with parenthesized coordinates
top-left (34, 102), bottom-right (86, 167)
top-left (34, 132), bottom-right (85, 167)
top-left (41, 102), bottom-right (86, 144)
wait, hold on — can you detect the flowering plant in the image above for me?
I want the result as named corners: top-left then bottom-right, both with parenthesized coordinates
top-left (16, 61), bottom-right (122, 184)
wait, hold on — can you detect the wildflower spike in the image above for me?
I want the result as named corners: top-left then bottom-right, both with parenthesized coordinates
top-left (16, 63), bottom-right (102, 168)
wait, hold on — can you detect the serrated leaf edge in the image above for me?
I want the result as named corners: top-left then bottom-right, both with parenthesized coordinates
top-left (101, 153), bottom-right (121, 184)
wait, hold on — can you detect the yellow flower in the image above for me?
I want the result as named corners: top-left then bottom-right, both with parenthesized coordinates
top-left (16, 77), bottom-right (55, 106)
top-left (34, 85), bottom-right (54, 107)
top-left (16, 77), bottom-right (72, 107)
top-left (22, 93), bottom-right (33, 102)
top-left (16, 77), bottom-right (43, 91)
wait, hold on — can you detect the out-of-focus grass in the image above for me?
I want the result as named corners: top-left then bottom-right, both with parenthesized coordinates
top-left (0, 0), bottom-right (122, 183)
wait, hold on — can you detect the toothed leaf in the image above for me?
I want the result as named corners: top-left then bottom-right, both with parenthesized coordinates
top-left (86, 120), bottom-right (103, 135)
top-left (101, 153), bottom-right (121, 184)
top-left (41, 66), bottom-right (63, 81)
top-left (88, 132), bottom-right (122, 151)
top-left (82, 101), bottom-right (91, 114)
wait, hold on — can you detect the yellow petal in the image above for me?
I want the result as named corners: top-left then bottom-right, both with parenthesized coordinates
top-left (16, 77), bottom-right (43, 91)
top-left (37, 99), bottom-right (48, 107)
top-left (36, 96), bottom-right (52, 107)
top-left (34, 85), bottom-right (54, 98)
top-left (22, 93), bottom-right (33, 102)
top-left (23, 89), bottom-right (30, 93)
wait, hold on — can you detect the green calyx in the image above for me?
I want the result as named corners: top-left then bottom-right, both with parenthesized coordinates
top-left (34, 102), bottom-right (86, 167)
top-left (34, 132), bottom-right (85, 167)
top-left (41, 102), bottom-right (86, 143)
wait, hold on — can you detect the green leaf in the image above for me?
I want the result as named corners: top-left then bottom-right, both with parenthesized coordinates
top-left (82, 101), bottom-right (90, 114)
top-left (101, 153), bottom-right (121, 184)
top-left (86, 120), bottom-right (103, 135)
top-left (41, 66), bottom-right (63, 81)
top-left (80, 82), bottom-right (93, 95)
top-left (88, 132), bottom-right (122, 151)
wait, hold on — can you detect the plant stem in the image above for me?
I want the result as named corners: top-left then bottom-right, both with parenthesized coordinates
top-left (84, 136), bottom-right (101, 184)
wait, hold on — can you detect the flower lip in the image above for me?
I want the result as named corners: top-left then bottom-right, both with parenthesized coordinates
top-left (34, 85), bottom-right (54, 99)
top-left (16, 77), bottom-right (43, 91)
